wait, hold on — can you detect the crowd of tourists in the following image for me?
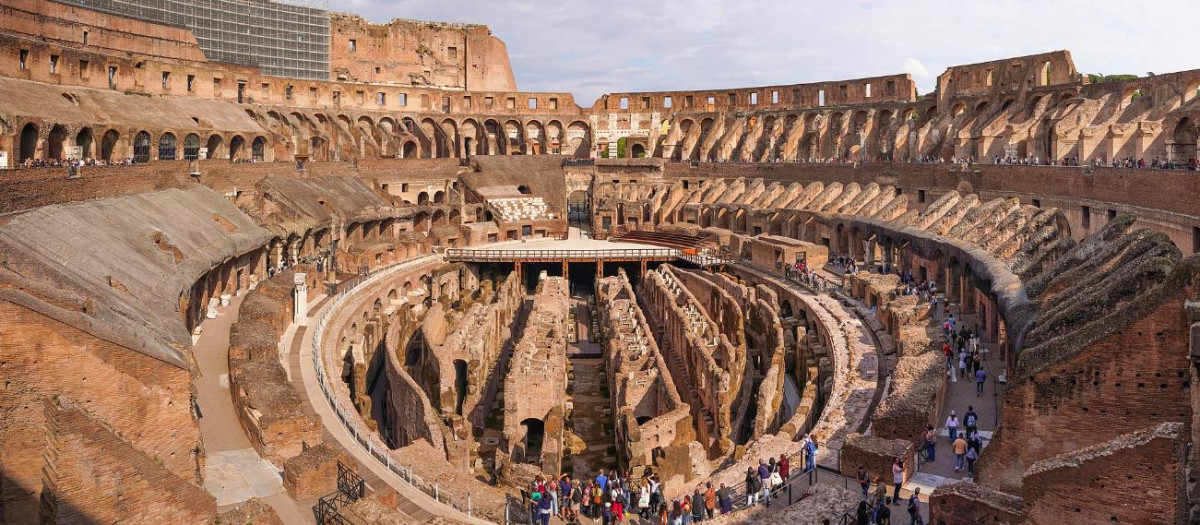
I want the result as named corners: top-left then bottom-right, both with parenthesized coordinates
top-left (18, 156), bottom-right (131, 168)
top-left (524, 437), bottom-right (823, 524)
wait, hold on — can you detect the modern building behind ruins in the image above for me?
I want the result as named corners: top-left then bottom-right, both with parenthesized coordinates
top-left (0, 0), bottom-right (1199, 524)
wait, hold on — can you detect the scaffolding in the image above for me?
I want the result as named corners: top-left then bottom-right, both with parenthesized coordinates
top-left (55, 0), bottom-right (331, 80)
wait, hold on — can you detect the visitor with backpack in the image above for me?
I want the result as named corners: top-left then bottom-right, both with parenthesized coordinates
top-left (907, 487), bottom-right (922, 525)
top-left (964, 406), bottom-right (979, 435)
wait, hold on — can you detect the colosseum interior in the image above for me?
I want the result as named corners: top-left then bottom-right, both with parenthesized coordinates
top-left (1, 1), bottom-right (1199, 524)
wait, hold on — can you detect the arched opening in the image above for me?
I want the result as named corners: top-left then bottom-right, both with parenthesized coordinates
top-left (183, 133), bottom-right (201, 160)
top-left (251, 136), bottom-right (266, 162)
top-left (206, 135), bottom-right (223, 159)
top-left (75, 128), bottom-right (94, 159)
top-left (519, 418), bottom-right (545, 464)
top-left (229, 135), bottom-right (245, 161)
top-left (46, 124), bottom-right (67, 160)
top-left (157, 132), bottom-right (177, 160)
top-left (100, 129), bottom-right (119, 162)
top-left (19, 123), bottom-right (38, 163)
top-left (453, 359), bottom-right (468, 415)
top-left (402, 141), bottom-right (417, 158)
top-left (780, 300), bottom-right (794, 318)
top-left (417, 192), bottom-right (429, 205)
top-left (132, 131), bottom-right (151, 163)
top-left (433, 191), bottom-right (445, 204)
top-left (630, 143), bottom-right (646, 158)
top-left (517, 185), bottom-right (531, 195)
top-left (1171, 117), bottom-right (1198, 164)
top-left (568, 190), bottom-right (589, 227)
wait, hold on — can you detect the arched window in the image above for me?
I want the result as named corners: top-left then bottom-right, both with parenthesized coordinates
top-left (19, 123), bottom-right (38, 163)
top-left (132, 131), bottom-right (151, 163)
top-left (251, 136), bottom-right (265, 162)
top-left (183, 133), bottom-right (201, 160)
top-left (157, 133), bottom-right (177, 160)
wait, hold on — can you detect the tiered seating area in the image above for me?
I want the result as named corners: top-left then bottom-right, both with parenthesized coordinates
top-left (609, 229), bottom-right (714, 250)
top-left (487, 197), bottom-right (553, 221)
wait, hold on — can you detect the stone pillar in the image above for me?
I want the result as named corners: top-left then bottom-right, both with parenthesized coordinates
top-left (294, 272), bottom-right (308, 325)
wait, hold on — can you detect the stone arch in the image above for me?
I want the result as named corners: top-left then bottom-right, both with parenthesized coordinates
top-left (402, 140), bottom-right (418, 159)
top-left (100, 129), bottom-right (120, 162)
top-left (251, 136), bottom-right (266, 161)
top-left (1171, 117), bottom-right (1198, 163)
top-left (484, 119), bottom-right (501, 155)
top-left (503, 120), bottom-right (523, 154)
top-left (432, 209), bottom-right (446, 226)
top-left (132, 130), bottom-right (151, 163)
top-left (433, 191), bottom-right (446, 204)
top-left (566, 120), bottom-right (590, 158)
top-left (524, 120), bottom-right (546, 154)
top-left (75, 127), bottom-right (94, 159)
top-left (18, 122), bottom-right (38, 163)
top-left (183, 133), bottom-right (201, 160)
top-left (441, 118), bottom-right (459, 157)
top-left (157, 132), bottom-right (177, 160)
top-left (417, 192), bottom-right (429, 205)
top-left (951, 103), bottom-right (966, 118)
top-left (546, 120), bottom-right (564, 154)
top-left (630, 143), bottom-right (646, 158)
top-left (229, 135), bottom-right (246, 161)
top-left (421, 118), bottom-right (445, 158)
top-left (460, 118), bottom-right (483, 156)
top-left (46, 124), bottom-right (68, 161)
top-left (1185, 76), bottom-right (1200, 106)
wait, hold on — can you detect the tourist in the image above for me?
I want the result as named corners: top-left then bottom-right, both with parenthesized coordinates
top-left (638, 482), bottom-right (652, 520)
top-left (924, 424), bottom-right (937, 462)
top-left (891, 457), bottom-right (904, 503)
top-left (779, 453), bottom-right (790, 483)
top-left (537, 488), bottom-right (553, 525)
top-left (975, 367), bottom-right (987, 396)
top-left (671, 500), bottom-right (684, 525)
top-left (597, 468), bottom-right (609, 492)
top-left (907, 487), bottom-right (922, 525)
top-left (659, 506), bottom-right (669, 525)
top-left (757, 459), bottom-right (772, 505)
top-left (966, 444), bottom-right (979, 475)
top-left (953, 434), bottom-right (968, 471)
top-left (681, 495), bottom-right (693, 524)
top-left (703, 482), bottom-right (716, 518)
top-left (569, 478), bottom-right (583, 522)
top-left (804, 434), bottom-right (818, 472)
top-left (744, 466), bottom-right (759, 506)
top-left (964, 406), bottom-right (979, 436)
top-left (691, 488), bottom-right (705, 522)
top-left (857, 466), bottom-right (870, 497)
top-left (945, 410), bottom-right (960, 442)
top-left (718, 483), bottom-right (733, 514)
top-left (856, 500), bottom-right (870, 525)
top-left (875, 495), bottom-right (892, 525)
top-left (873, 474), bottom-right (887, 507)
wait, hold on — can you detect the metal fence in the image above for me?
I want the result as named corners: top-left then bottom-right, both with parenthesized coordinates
top-left (309, 255), bottom-right (494, 521)
top-left (444, 248), bottom-right (683, 262)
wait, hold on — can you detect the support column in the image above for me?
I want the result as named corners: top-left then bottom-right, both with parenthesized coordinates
top-left (639, 260), bottom-right (648, 280)
top-left (562, 261), bottom-right (569, 281)
top-left (293, 272), bottom-right (308, 325)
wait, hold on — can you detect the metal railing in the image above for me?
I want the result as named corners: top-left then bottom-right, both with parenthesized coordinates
top-left (309, 255), bottom-right (489, 521)
top-left (444, 247), bottom-right (683, 262)
top-left (315, 462), bottom-right (366, 525)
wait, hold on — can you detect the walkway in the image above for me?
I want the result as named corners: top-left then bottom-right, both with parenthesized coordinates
top-left (190, 293), bottom-right (313, 524)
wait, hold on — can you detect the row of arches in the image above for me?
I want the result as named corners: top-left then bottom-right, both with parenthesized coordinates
top-left (16, 122), bottom-right (268, 164)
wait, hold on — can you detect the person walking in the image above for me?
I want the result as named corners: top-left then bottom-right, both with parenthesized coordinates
top-left (923, 424), bottom-right (937, 462)
top-left (975, 367), bottom-right (987, 396)
top-left (757, 459), bottom-right (772, 506)
top-left (945, 411), bottom-right (960, 442)
top-left (964, 406), bottom-right (979, 436)
top-left (953, 434), bottom-right (968, 472)
top-left (966, 445), bottom-right (979, 475)
top-left (857, 466), bottom-right (870, 497)
top-left (744, 467), bottom-right (759, 506)
top-left (907, 487), bottom-right (923, 525)
top-left (718, 483), bottom-right (732, 514)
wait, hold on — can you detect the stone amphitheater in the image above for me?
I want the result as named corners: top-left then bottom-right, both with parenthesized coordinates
top-left (0, 1), bottom-right (1199, 524)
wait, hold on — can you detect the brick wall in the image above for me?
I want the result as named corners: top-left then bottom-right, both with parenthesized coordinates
top-left (1022, 422), bottom-right (1186, 525)
top-left (838, 433), bottom-right (914, 488)
top-left (928, 482), bottom-right (1022, 525)
top-left (977, 295), bottom-right (1193, 493)
top-left (0, 300), bottom-right (203, 524)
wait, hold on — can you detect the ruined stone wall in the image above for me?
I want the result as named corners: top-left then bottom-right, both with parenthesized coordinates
top-left (502, 276), bottom-right (568, 474)
top-left (596, 271), bottom-right (694, 482)
top-left (39, 400), bottom-right (216, 524)
top-left (329, 14), bottom-right (517, 92)
top-left (837, 433), bottom-right (913, 490)
top-left (977, 292), bottom-right (1195, 493)
top-left (227, 267), bottom-right (323, 467)
top-left (1021, 422), bottom-right (1186, 525)
top-left (640, 265), bottom-right (739, 454)
top-left (928, 482), bottom-right (1023, 525)
top-left (0, 300), bottom-right (203, 524)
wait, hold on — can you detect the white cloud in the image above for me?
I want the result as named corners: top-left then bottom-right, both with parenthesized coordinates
top-left (347, 0), bottom-right (1200, 105)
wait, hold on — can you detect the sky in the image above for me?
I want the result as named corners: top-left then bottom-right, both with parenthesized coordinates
top-left (338, 0), bottom-right (1200, 105)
